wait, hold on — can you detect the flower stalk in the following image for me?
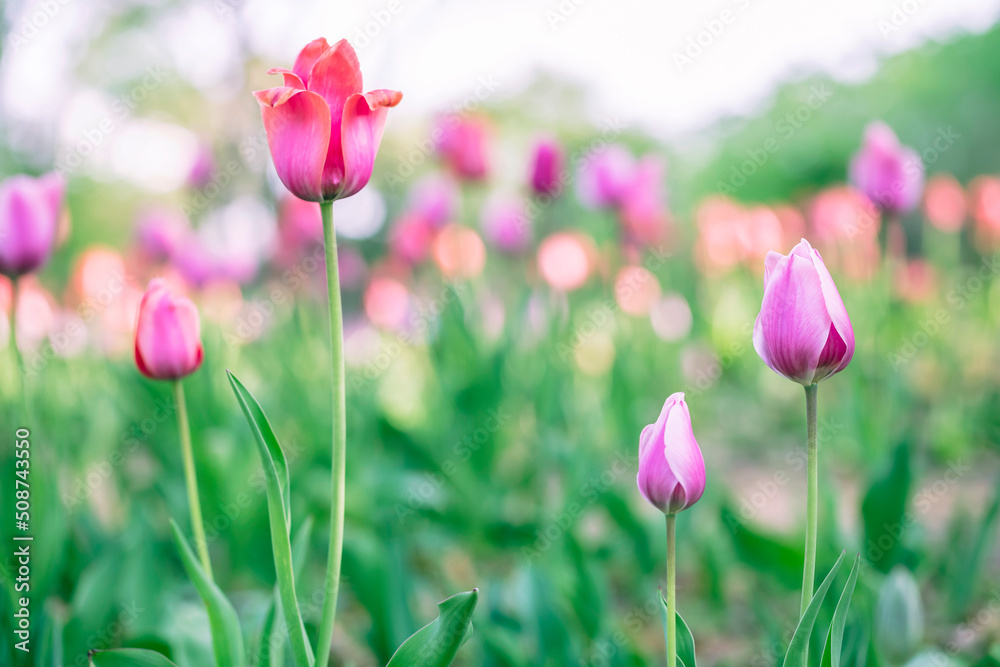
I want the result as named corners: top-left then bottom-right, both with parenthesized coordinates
top-left (174, 380), bottom-right (213, 581)
top-left (666, 513), bottom-right (677, 667)
top-left (801, 383), bottom-right (818, 618)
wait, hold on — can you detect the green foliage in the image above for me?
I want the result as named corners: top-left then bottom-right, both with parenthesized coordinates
top-left (385, 590), bottom-right (478, 667)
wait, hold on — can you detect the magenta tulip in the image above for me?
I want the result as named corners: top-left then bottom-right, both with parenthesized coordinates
top-left (0, 172), bottom-right (65, 277)
top-left (529, 137), bottom-right (564, 197)
top-left (849, 122), bottom-right (924, 215)
top-left (753, 239), bottom-right (854, 386)
top-left (481, 196), bottom-right (531, 253)
top-left (436, 116), bottom-right (491, 181)
top-left (577, 144), bottom-right (636, 209)
top-left (637, 392), bottom-right (706, 515)
top-left (254, 37), bottom-right (402, 203)
top-left (408, 174), bottom-right (458, 228)
top-left (134, 278), bottom-right (204, 380)
top-left (135, 206), bottom-right (190, 261)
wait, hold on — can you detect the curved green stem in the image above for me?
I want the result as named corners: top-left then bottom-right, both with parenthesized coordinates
top-left (666, 513), bottom-right (677, 667)
top-left (800, 384), bottom-right (819, 621)
top-left (174, 380), bottom-right (213, 581)
top-left (316, 201), bottom-right (346, 667)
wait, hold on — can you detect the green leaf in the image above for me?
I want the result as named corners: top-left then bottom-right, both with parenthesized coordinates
top-left (169, 520), bottom-right (246, 667)
top-left (658, 590), bottom-right (697, 667)
top-left (782, 550), bottom-right (848, 667)
top-left (227, 370), bottom-right (314, 667)
top-left (821, 554), bottom-right (861, 667)
top-left (89, 648), bottom-right (180, 666)
top-left (260, 517), bottom-right (314, 667)
top-left (386, 589), bottom-right (479, 667)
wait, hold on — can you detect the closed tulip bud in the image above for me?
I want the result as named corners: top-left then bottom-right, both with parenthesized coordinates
top-left (849, 122), bottom-right (924, 215)
top-left (254, 38), bottom-right (402, 203)
top-left (876, 567), bottom-right (924, 665)
top-left (637, 393), bottom-right (706, 515)
top-left (0, 172), bottom-right (65, 277)
top-left (753, 239), bottom-right (854, 386)
top-left (134, 279), bottom-right (204, 380)
top-left (528, 137), bottom-right (563, 197)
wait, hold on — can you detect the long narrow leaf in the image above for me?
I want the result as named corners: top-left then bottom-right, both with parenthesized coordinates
top-left (782, 550), bottom-right (848, 667)
top-left (386, 589), bottom-right (479, 667)
top-left (89, 648), bottom-right (179, 666)
top-left (260, 517), bottom-right (314, 667)
top-left (658, 590), bottom-right (697, 667)
top-left (170, 520), bottom-right (246, 667)
top-left (227, 371), bottom-right (314, 667)
top-left (821, 554), bottom-right (861, 667)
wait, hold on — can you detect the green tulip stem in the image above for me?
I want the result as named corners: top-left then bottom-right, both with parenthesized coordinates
top-left (800, 383), bottom-right (819, 623)
top-left (666, 512), bottom-right (677, 667)
top-left (316, 200), bottom-right (346, 667)
top-left (9, 277), bottom-right (31, 422)
top-left (174, 380), bottom-right (213, 581)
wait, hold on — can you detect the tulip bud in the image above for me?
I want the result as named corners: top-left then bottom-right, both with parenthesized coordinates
top-left (876, 566), bottom-right (924, 665)
top-left (134, 279), bottom-right (204, 380)
top-left (637, 393), bottom-right (706, 515)
top-left (577, 144), bottom-right (635, 209)
top-left (849, 122), bottom-right (924, 215)
top-left (753, 239), bottom-right (854, 386)
top-left (528, 137), bottom-right (564, 197)
top-left (0, 173), bottom-right (65, 278)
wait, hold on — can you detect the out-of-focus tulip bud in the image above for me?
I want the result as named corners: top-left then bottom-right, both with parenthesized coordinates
top-left (134, 278), bottom-right (204, 380)
top-left (528, 136), bottom-right (564, 197)
top-left (0, 172), bottom-right (65, 277)
top-left (480, 196), bottom-right (531, 253)
top-left (753, 239), bottom-right (854, 385)
top-left (636, 392), bottom-right (706, 515)
top-left (390, 212), bottom-right (437, 265)
top-left (619, 157), bottom-right (671, 246)
top-left (135, 206), bottom-right (190, 261)
top-left (436, 116), bottom-right (491, 181)
top-left (876, 566), bottom-right (924, 665)
top-left (849, 122), bottom-right (924, 215)
top-left (254, 38), bottom-right (402, 202)
top-left (577, 144), bottom-right (635, 209)
top-left (408, 174), bottom-right (458, 227)
top-left (922, 174), bottom-right (965, 232)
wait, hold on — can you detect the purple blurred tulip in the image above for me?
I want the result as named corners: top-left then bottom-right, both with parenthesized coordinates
top-left (529, 137), bottom-right (564, 197)
top-left (134, 278), bottom-right (203, 380)
top-left (753, 239), bottom-right (854, 385)
top-left (436, 116), bottom-right (491, 181)
top-left (0, 173), bottom-right (65, 277)
top-left (637, 392), bottom-right (706, 515)
top-left (577, 144), bottom-right (636, 209)
top-left (481, 196), bottom-right (531, 253)
top-left (408, 174), bottom-right (458, 227)
top-left (849, 122), bottom-right (924, 215)
top-left (136, 207), bottom-right (190, 261)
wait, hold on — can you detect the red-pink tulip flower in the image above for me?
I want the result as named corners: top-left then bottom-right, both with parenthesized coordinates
top-left (0, 172), bottom-right (65, 277)
top-left (849, 122), bottom-right (924, 215)
top-left (753, 239), bottom-right (854, 386)
top-left (637, 392), bottom-right (706, 515)
top-left (134, 278), bottom-right (204, 380)
top-left (254, 38), bottom-right (402, 203)
top-left (436, 116), bottom-right (491, 181)
top-left (577, 144), bottom-right (635, 209)
top-left (529, 137), bottom-right (564, 197)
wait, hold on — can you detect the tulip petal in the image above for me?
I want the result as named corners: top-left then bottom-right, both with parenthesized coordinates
top-left (0, 175), bottom-right (60, 276)
top-left (329, 89), bottom-right (402, 200)
top-left (135, 280), bottom-right (204, 380)
top-left (254, 87), bottom-right (331, 203)
top-left (637, 393), bottom-right (705, 514)
top-left (292, 37), bottom-right (333, 86)
top-left (753, 252), bottom-right (831, 385)
top-left (763, 250), bottom-right (782, 286)
top-left (307, 39), bottom-right (363, 129)
top-left (267, 68), bottom-right (305, 90)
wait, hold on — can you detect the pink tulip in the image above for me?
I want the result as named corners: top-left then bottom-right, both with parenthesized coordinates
top-left (389, 212), bottom-right (437, 264)
top-left (577, 144), bottom-right (635, 209)
top-left (480, 196), bottom-right (531, 253)
top-left (134, 278), bottom-right (204, 380)
top-left (753, 239), bottom-right (854, 386)
top-left (0, 172), bottom-right (65, 277)
top-left (254, 38), bottom-right (402, 203)
top-left (529, 137), bottom-right (564, 197)
top-left (408, 174), bottom-right (458, 228)
top-left (436, 116), bottom-right (491, 181)
top-left (135, 206), bottom-right (190, 261)
top-left (619, 157), bottom-right (670, 246)
top-left (922, 174), bottom-right (965, 233)
top-left (637, 392), bottom-right (706, 515)
top-left (849, 122), bottom-right (924, 215)
top-left (274, 195), bottom-right (323, 266)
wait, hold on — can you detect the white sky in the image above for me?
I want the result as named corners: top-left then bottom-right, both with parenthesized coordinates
top-left (3, 0), bottom-right (1000, 160)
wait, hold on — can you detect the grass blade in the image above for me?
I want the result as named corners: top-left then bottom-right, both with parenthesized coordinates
top-left (89, 648), bottom-right (179, 666)
top-left (386, 589), bottom-right (479, 667)
top-left (782, 550), bottom-right (847, 667)
top-left (658, 589), bottom-right (697, 667)
top-left (821, 554), bottom-right (861, 667)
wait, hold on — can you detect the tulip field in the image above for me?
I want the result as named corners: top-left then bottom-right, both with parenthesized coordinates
top-left (3, 4), bottom-right (1000, 667)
